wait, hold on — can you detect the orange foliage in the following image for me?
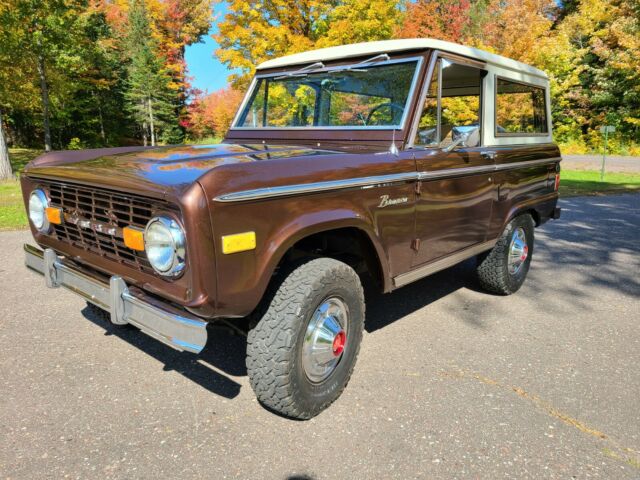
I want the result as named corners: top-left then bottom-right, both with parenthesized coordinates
top-left (396, 0), bottom-right (472, 43)
top-left (395, 0), bottom-right (556, 65)
top-left (187, 87), bottom-right (244, 138)
top-left (479, 0), bottom-right (556, 63)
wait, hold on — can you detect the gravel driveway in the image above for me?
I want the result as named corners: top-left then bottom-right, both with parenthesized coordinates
top-left (1, 193), bottom-right (639, 479)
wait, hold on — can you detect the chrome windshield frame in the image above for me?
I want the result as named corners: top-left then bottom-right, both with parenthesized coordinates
top-left (230, 56), bottom-right (424, 131)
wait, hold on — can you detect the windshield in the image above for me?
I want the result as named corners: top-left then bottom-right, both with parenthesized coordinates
top-left (234, 59), bottom-right (420, 129)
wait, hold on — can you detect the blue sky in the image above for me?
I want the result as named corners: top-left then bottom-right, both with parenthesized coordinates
top-left (184, 3), bottom-right (236, 93)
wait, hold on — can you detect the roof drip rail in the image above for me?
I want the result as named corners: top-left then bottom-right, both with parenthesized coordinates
top-left (274, 62), bottom-right (325, 80)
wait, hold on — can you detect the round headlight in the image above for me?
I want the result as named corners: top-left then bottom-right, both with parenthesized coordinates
top-left (29, 189), bottom-right (50, 232)
top-left (144, 216), bottom-right (186, 276)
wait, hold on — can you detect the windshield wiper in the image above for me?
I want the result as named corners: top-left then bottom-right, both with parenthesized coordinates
top-left (274, 62), bottom-right (325, 80)
top-left (274, 53), bottom-right (393, 80)
top-left (329, 53), bottom-right (391, 74)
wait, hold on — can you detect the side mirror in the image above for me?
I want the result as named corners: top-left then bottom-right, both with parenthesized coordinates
top-left (442, 127), bottom-right (480, 152)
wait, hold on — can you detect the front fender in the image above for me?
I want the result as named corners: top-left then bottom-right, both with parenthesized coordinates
top-left (211, 199), bottom-right (389, 318)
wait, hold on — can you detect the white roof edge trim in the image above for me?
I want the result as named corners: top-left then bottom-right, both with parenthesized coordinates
top-left (257, 38), bottom-right (548, 79)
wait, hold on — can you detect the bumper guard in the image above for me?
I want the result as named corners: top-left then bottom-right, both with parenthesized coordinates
top-left (24, 244), bottom-right (207, 354)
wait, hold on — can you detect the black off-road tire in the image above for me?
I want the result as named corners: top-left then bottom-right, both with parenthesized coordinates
top-left (246, 258), bottom-right (365, 420)
top-left (476, 214), bottom-right (535, 295)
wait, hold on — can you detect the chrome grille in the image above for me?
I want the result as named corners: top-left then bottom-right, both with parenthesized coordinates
top-left (41, 180), bottom-right (168, 275)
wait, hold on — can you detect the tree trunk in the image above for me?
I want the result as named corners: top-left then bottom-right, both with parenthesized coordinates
top-left (0, 110), bottom-right (13, 180)
top-left (97, 95), bottom-right (106, 145)
top-left (142, 120), bottom-right (148, 146)
top-left (148, 97), bottom-right (156, 147)
top-left (36, 53), bottom-right (52, 152)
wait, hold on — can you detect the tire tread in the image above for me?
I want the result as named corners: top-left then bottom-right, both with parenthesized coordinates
top-left (246, 258), bottom-right (364, 419)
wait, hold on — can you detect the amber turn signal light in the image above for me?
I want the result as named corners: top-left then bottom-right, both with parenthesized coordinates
top-left (123, 226), bottom-right (145, 251)
top-left (221, 231), bottom-right (256, 254)
top-left (45, 207), bottom-right (63, 225)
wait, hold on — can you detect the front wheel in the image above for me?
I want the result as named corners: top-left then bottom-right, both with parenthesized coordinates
top-left (246, 258), bottom-right (365, 419)
top-left (476, 214), bottom-right (535, 295)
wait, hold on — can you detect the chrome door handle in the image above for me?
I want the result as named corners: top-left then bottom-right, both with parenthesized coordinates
top-left (481, 151), bottom-right (497, 160)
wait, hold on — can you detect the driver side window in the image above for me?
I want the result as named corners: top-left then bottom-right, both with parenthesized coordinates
top-left (414, 58), bottom-right (485, 148)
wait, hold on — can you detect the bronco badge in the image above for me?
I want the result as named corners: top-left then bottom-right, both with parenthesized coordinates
top-left (378, 195), bottom-right (409, 208)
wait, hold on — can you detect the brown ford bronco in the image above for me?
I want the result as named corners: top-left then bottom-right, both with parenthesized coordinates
top-left (21, 39), bottom-right (561, 419)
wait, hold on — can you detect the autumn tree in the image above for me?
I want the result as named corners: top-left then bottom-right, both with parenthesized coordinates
top-left (0, 1), bottom-right (91, 152)
top-left (316, 0), bottom-right (403, 47)
top-left (537, 0), bottom-right (640, 146)
top-left (478, 0), bottom-right (556, 64)
top-left (125, 0), bottom-right (176, 146)
top-left (187, 87), bottom-right (244, 139)
top-left (0, 6), bottom-right (37, 178)
top-left (396, 0), bottom-right (472, 43)
top-left (215, 0), bottom-right (336, 87)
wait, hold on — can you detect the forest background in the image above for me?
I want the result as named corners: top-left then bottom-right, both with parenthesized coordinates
top-left (0, 0), bottom-right (639, 180)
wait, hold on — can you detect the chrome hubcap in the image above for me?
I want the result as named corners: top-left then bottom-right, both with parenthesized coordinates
top-left (508, 227), bottom-right (529, 275)
top-left (302, 297), bottom-right (349, 383)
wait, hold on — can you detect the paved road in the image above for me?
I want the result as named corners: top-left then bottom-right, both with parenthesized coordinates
top-left (563, 154), bottom-right (640, 173)
top-left (1, 194), bottom-right (639, 479)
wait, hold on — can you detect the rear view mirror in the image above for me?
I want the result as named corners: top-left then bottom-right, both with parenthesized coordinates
top-left (443, 127), bottom-right (480, 152)
top-left (463, 128), bottom-right (480, 148)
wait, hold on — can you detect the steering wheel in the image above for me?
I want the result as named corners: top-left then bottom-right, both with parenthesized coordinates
top-left (365, 102), bottom-right (405, 126)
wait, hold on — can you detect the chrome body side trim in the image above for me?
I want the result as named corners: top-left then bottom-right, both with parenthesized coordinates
top-left (215, 157), bottom-right (561, 203)
top-left (493, 156), bottom-right (561, 171)
top-left (24, 244), bottom-right (208, 354)
top-left (418, 156), bottom-right (562, 181)
top-left (393, 239), bottom-right (497, 288)
top-left (215, 171), bottom-right (418, 202)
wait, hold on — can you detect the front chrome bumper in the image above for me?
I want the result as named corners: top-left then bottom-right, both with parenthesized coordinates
top-left (24, 244), bottom-right (207, 354)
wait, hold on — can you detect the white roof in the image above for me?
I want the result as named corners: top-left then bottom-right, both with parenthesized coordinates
top-left (257, 38), bottom-right (547, 79)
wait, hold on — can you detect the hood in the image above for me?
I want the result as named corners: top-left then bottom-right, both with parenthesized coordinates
top-left (24, 143), bottom-right (335, 199)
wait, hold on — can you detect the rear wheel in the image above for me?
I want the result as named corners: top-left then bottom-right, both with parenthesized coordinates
top-left (476, 214), bottom-right (535, 295)
top-left (246, 258), bottom-right (365, 419)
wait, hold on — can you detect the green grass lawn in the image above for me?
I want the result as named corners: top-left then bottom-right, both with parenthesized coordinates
top-left (0, 181), bottom-right (27, 231)
top-left (559, 170), bottom-right (640, 197)
top-left (188, 136), bottom-right (223, 145)
top-left (0, 149), bottom-right (41, 230)
top-left (1, 152), bottom-right (640, 231)
top-left (8, 148), bottom-right (44, 173)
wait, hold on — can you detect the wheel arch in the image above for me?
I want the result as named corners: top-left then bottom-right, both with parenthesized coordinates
top-left (502, 193), bottom-right (558, 230)
top-left (267, 218), bottom-right (391, 293)
top-left (213, 209), bottom-right (392, 318)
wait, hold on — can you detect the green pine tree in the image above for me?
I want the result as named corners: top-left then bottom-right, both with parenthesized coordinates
top-left (125, 0), bottom-right (174, 146)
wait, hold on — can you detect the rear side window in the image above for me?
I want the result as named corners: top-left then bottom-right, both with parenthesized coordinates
top-left (495, 78), bottom-right (548, 135)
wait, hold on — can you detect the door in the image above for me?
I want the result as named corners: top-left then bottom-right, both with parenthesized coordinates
top-left (410, 57), bottom-right (495, 267)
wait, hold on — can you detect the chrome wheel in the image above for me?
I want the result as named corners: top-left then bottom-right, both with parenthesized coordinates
top-left (508, 227), bottom-right (529, 275)
top-left (302, 297), bottom-right (349, 383)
